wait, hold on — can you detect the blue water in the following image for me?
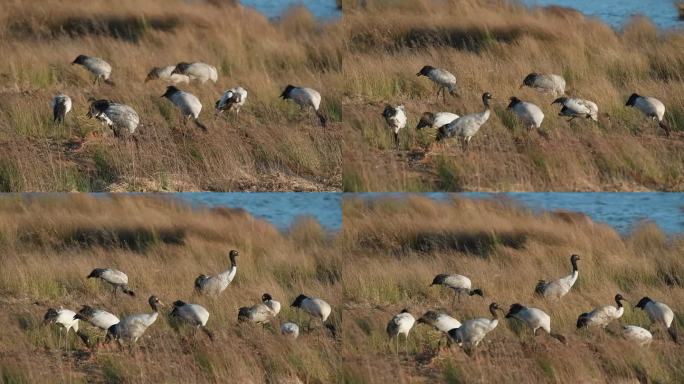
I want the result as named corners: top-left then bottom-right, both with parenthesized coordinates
top-left (521, 0), bottom-right (682, 29)
top-left (174, 192), bottom-right (342, 232)
top-left (353, 193), bottom-right (684, 235)
top-left (240, 0), bottom-right (341, 20)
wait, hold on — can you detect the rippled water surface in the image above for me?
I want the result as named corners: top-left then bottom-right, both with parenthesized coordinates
top-left (521, 0), bottom-right (682, 29)
top-left (240, 0), bottom-right (340, 20)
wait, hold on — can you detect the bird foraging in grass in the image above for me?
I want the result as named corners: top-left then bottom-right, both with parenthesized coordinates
top-left (106, 296), bottom-right (163, 349)
top-left (416, 65), bottom-right (459, 102)
top-left (280, 85), bottom-right (327, 127)
top-left (507, 96), bottom-right (544, 131)
top-left (448, 302), bottom-right (502, 356)
top-left (170, 300), bottom-right (213, 341)
top-left (535, 254), bottom-right (579, 300)
top-left (238, 294), bottom-right (280, 325)
top-left (635, 297), bottom-right (677, 343)
top-left (52, 93), bottom-right (72, 124)
top-left (86, 99), bottom-right (140, 139)
top-left (291, 294), bottom-right (331, 331)
top-left (520, 72), bottom-right (565, 97)
top-left (43, 308), bottom-right (90, 349)
top-left (431, 273), bottom-right (484, 306)
top-left (625, 93), bottom-right (670, 137)
top-left (145, 65), bottom-right (190, 84)
top-left (170, 62), bottom-right (218, 84)
top-left (436, 92), bottom-right (493, 151)
top-left (505, 303), bottom-right (566, 343)
top-left (576, 294), bottom-right (626, 329)
top-left (161, 86), bottom-right (208, 132)
top-left (87, 268), bottom-right (135, 298)
top-left (552, 96), bottom-right (598, 122)
top-left (72, 55), bottom-right (114, 86)
top-left (215, 86), bottom-right (247, 116)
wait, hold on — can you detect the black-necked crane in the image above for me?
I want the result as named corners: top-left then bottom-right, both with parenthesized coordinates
top-left (161, 86), bottom-right (208, 131)
top-left (382, 105), bottom-right (407, 149)
top-left (215, 86), bottom-right (248, 116)
top-left (72, 55), bottom-right (114, 85)
top-left (87, 268), bottom-right (135, 298)
top-left (145, 66), bottom-right (190, 84)
top-left (417, 310), bottom-right (462, 348)
top-left (291, 294), bottom-right (331, 330)
top-left (43, 308), bottom-right (90, 349)
top-left (552, 97), bottom-right (598, 122)
top-left (416, 65), bottom-right (459, 102)
top-left (535, 254), bottom-right (579, 300)
top-left (447, 302), bottom-right (502, 356)
top-left (622, 325), bottom-right (653, 346)
top-left (521, 73), bottom-right (565, 97)
top-left (281, 322), bottom-right (300, 339)
top-left (625, 94), bottom-right (670, 136)
top-left (577, 294), bottom-right (626, 329)
top-left (170, 62), bottom-right (218, 84)
top-left (194, 249), bottom-right (238, 296)
top-left (505, 303), bottom-right (566, 343)
top-left (86, 99), bottom-right (140, 139)
top-left (170, 300), bottom-right (213, 340)
top-left (635, 297), bottom-right (677, 342)
top-left (507, 97), bottom-right (544, 130)
top-left (238, 295), bottom-right (279, 325)
top-left (74, 305), bottom-right (120, 338)
top-left (52, 93), bottom-right (72, 124)
top-left (387, 309), bottom-right (416, 354)
top-left (431, 273), bottom-right (484, 306)
top-left (416, 112), bottom-right (459, 130)
top-left (436, 92), bottom-right (493, 150)
top-left (106, 295), bottom-right (164, 349)
top-left (280, 85), bottom-right (327, 127)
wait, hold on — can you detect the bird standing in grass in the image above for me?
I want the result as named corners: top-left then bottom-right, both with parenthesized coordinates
top-left (43, 308), bottom-right (90, 349)
top-left (382, 105), bottom-right (407, 149)
top-left (145, 66), bottom-right (190, 84)
top-left (107, 296), bottom-right (163, 349)
top-left (74, 305), bottom-right (120, 338)
top-left (52, 93), bottom-right (72, 124)
top-left (170, 301), bottom-right (213, 340)
top-left (87, 268), bottom-right (135, 298)
top-left (416, 65), bottom-right (459, 102)
top-left (387, 309), bottom-right (415, 354)
top-left (505, 303), bottom-right (566, 343)
top-left (448, 302), bottom-right (502, 356)
top-left (162, 86), bottom-right (208, 131)
top-left (86, 99), bottom-right (140, 139)
top-left (280, 85), bottom-right (327, 127)
top-left (521, 73), bottom-right (565, 97)
top-left (507, 96), bottom-right (544, 131)
top-left (436, 92), bottom-right (493, 150)
top-left (625, 93), bottom-right (670, 136)
top-left (431, 273), bottom-right (484, 305)
top-left (215, 86), bottom-right (248, 116)
top-left (194, 249), bottom-right (238, 296)
top-left (291, 294), bottom-right (331, 330)
top-left (552, 97), bottom-right (598, 122)
top-left (72, 55), bottom-right (114, 85)
top-left (171, 62), bottom-right (218, 84)
top-left (535, 254), bottom-right (579, 300)
top-left (576, 294), bottom-right (626, 329)
top-left (622, 325), bottom-right (653, 346)
top-left (635, 297), bottom-right (677, 342)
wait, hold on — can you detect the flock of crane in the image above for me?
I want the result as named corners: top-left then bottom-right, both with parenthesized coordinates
top-left (50, 54), bottom-right (327, 145)
top-left (386, 254), bottom-right (678, 356)
top-left (42, 249), bottom-right (333, 351)
top-left (382, 65), bottom-right (672, 149)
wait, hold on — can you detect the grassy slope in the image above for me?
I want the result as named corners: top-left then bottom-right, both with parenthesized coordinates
top-left (0, 195), bottom-right (341, 383)
top-left (0, 1), bottom-right (342, 192)
top-left (341, 196), bottom-right (683, 383)
top-left (341, 0), bottom-right (684, 192)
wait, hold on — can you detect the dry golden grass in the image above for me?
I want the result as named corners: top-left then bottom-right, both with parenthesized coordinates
top-left (0, 195), bottom-right (341, 383)
top-left (341, 0), bottom-right (684, 192)
top-left (0, 0), bottom-right (342, 192)
top-left (341, 195), bottom-right (684, 383)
